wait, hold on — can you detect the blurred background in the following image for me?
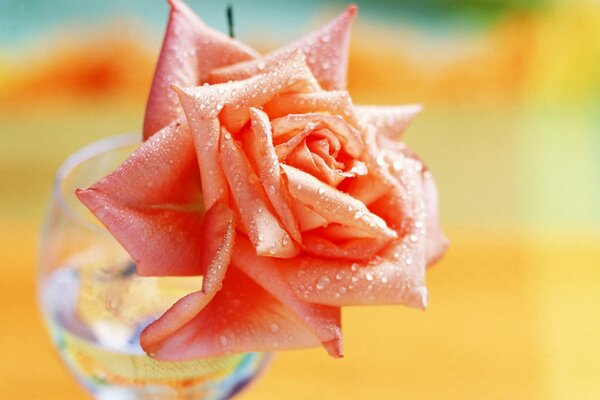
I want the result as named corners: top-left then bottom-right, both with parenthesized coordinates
top-left (1, 0), bottom-right (599, 398)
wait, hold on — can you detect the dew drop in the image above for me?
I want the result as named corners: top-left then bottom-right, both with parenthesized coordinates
top-left (219, 335), bottom-right (228, 346)
top-left (270, 323), bottom-right (280, 333)
top-left (365, 272), bottom-right (374, 281)
top-left (248, 173), bottom-right (259, 184)
top-left (316, 276), bottom-right (331, 290)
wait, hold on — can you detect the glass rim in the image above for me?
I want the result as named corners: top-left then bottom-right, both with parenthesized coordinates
top-left (53, 133), bottom-right (139, 236)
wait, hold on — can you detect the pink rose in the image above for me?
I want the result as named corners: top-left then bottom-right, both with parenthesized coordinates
top-left (77, 0), bottom-right (448, 361)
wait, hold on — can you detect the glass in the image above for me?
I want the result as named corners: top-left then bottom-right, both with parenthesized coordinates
top-left (37, 134), bottom-right (271, 399)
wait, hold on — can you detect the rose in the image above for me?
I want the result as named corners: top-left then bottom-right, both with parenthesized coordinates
top-left (77, 0), bottom-right (448, 361)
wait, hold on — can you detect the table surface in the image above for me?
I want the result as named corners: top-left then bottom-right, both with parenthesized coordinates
top-left (2, 223), bottom-right (599, 399)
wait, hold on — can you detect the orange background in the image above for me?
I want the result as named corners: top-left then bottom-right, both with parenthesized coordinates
top-left (1, 0), bottom-right (599, 398)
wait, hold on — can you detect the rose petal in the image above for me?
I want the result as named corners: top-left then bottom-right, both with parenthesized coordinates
top-left (143, 0), bottom-right (258, 139)
top-left (310, 152), bottom-right (346, 186)
top-left (209, 5), bottom-right (357, 90)
top-left (170, 93), bottom-right (228, 209)
top-left (140, 291), bottom-right (211, 355)
top-left (142, 267), bottom-right (322, 361)
top-left (243, 108), bottom-right (302, 243)
top-left (220, 128), bottom-right (299, 258)
top-left (319, 224), bottom-right (381, 240)
top-left (233, 238), bottom-right (342, 357)
top-left (281, 161), bottom-right (429, 308)
top-left (345, 174), bottom-right (391, 206)
top-left (271, 113), bottom-right (362, 158)
top-left (140, 202), bottom-right (235, 347)
top-left (281, 164), bottom-right (397, 239)
top-left (354, 104), bottom-right (422, 139)
top-left (199, 202), bottom-right (236, 294)
top-left (174, 52), bottom-right (320, 134)
top-left (263, 91), bottom-right (358, 127)
top-left (286, 141), bottom-right (334, 185)
top-left (273, 123), bottom-right (316, 162)
top-left (76, 120), bottom-right (204, 276)
top-left (307, 132), bottom-right (341, 161)
top-left (422, 172), bottom-right (449, 266)
top-left (302, 234), bottom-right (389, 261)
top-left (290, 200), bottom-right (328, 232)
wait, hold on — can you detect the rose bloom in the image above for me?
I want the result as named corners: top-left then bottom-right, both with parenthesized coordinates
top-left (77, 0), bottom-right (448, 361)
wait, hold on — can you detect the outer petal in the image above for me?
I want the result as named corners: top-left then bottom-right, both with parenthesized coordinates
top-left (140, 202), bottom-right (235, 347)
top-left (76, 121), bottom-right (205, 276)
top-left (281, 158), bottom-right (429, 309)
top-left (354, 104), bottom-right (422, 139)
top-left (282, 164), bottom-right (397, 240)
top-left (233, 238), bottom-right (343, 357)
top-left (175, 89), bottom-right (228, 209)
top-left (220, 128), bottom-right (299, 258)
top-left (375, 134), bottom-right (448, 264)
top-left (142, 267), bottom-right (322, 361)
top-left (143, 0), bottom-right (258, 139)
top-left (422, 171), bottom-right (449, 266)
top-left (244, 108), bottom-right (302, 243)
top-left (174, 52), bottom-right (320, 134)
top-left (209, 5), bottom-right (357, 90)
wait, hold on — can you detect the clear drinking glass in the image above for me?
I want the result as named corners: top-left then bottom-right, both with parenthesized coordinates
top-left (37, 134), bottom-right (271, 399)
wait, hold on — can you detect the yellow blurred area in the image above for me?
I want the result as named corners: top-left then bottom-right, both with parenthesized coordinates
top-left (1, 0), bottom-right (599, 398)
top-left (3, 225), bottom-right (599, 399)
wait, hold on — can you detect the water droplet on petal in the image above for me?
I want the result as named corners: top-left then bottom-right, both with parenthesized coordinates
top-left (316, 276), bottom-right (331, 290)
